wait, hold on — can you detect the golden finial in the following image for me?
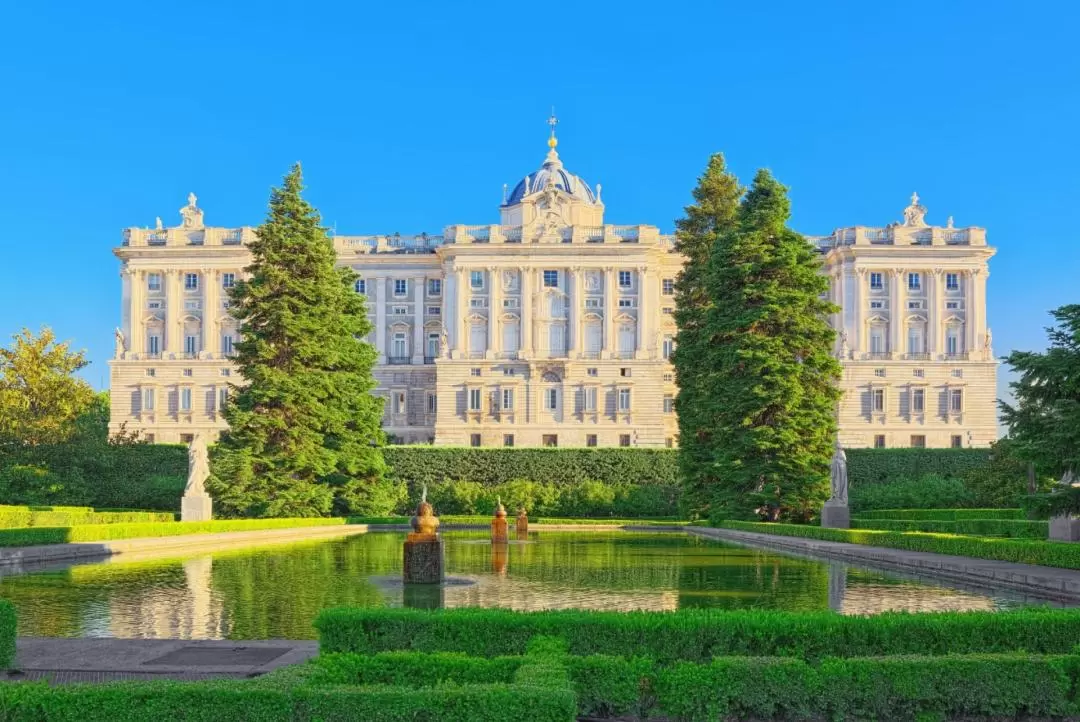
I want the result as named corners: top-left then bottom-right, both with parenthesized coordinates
top-left (547, 108), bottom-right (558, 149)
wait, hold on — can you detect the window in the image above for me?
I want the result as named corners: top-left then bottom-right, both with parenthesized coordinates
top-left (583, 387), bottom-right (597, 412)
top-left (618, 298), bottom-right (635, 308)
top-left (503, 298), bottom-right (519, 308)
top-left (468, 388), bottom-right (482, 411)
top-left (662, 307), bottom-right (673, 316)
top-left (220, 368), bottom-right (230, 377)
top-left (148, 335), bottom-right (160, 356)
top-left (946, 273), bottom-right (959, 291)
top-left (391, 332), bottom-right (407, 359)
top-left (355, 279), bottom-right (366, 294)
top-left (470, 271), bottom-right (484, 290)
top-left (618, 270), bottom-right (632, 288)
top-left (394, 391), bottom-right (406, 414)
top-left (182, 368), bottom-right (193, 377)
top-left (617, 388), bottom-right (631, 412)
top-left (427, 393), bottom-right (437, 413)
top-left (874, 368), bottom-right (886, 378)
top-left (542, 434), bottom-right (558, 448)
top-left (869, 272), bottom-right (883, 290)
top-left (501, 388), bottom-right (514, 411)
top-left (952, 435), bottom-right (964, 448)
top-left (545, 388), bottom-right (558, 411)
top-left (502, 367), bottom-right (516, 376)
top-left (950, 388), bottom-right (963, 413)
top-left (912, 388), bottom-right (925, 413)
top-left (870, 301), bottom-right (883, 309)
top-left (620, 368), bottom-right (631, 378)
top-left (393, 279), bottom-right (407, 297)
top-left (619, 434), bottom-right (631, 447)
top-left (503, 434), bottom-right (514, 447)
top-left (180, 387), bottom-right (192, 412)
top-left (907, 300), bottom-right (923, 310)
top-left (664, 395), bottom-right (674, 413)
top-left (663, 373), bottom-right (673, 382)
top-left (219, 387), bottom-right (229, 410)
top-left (910, 435), bottom-right (926, 448)
top-left (662, 278), bottom-right (674, 295)
top-left (392, 305), bottom-right (408, 315)
top-left (907, 327), bottom-right (923, 354)
top-left (145, 368), bottom-right (156, 377)
top-left (543, 270), bottom-right (559, 288)
top-left (872, 388), bottom-right (885, 413)
top-left (870, 329), bottom-right (884, 354)
top-left (585, 298), bottom-right (601, 308)
top-left (222, 335), bottom-right (234, 355)
top-left (185, 335), bottom-right (198, 356)
top-left (470, 434), bottom-right (481, 448)
top-left (148, 300), bottom-right (163, 310)
top-left (428, 278), bottom-right (442, 296)
top-left (913, 368), bottom-right (924, 378)
top-left (662, 337), bottom-right (674, 360)
top-left (874, 435), bottom-right (886, 449)
top-left (147, 273), bottom-right (162, 291)
top-left (222, 273), bottom-right (236, 289)
top-left (946, 329), bottom-right (960, 355)
top-left (586, 434), bottom-right (597, 448)
top-left (471, 368), bottom-right (482, 377)
top-left (427, 306), bottom-right (441, 316)
top-left (142, 388), bottom-right (155, 411)
top-left (665, 438), bottom-right (674, 448)
top-left (180, 434), bottom-right (194, 444)
top-left (144, 433), bottom-right (155, 443)
top-left (185, 273), bottom-right (199, 291)
top-left (951, 369), bottom-right (963, 378)
top-left (426, 333), bottom-right (439, 359)
top-left (184, 300), bottom-right (201, 311)
top-left (907, 272), bottom-right (921, 291)
top-left (470, 298), bottom-right (488, 308)
top-left (587, 368), bottom-right (598, 377)
top-left (946, 301), bottom-right (960, 310)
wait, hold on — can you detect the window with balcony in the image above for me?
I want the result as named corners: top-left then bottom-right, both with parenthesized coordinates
top-left (912, 388), bottom-right (925, 413)
top-left (180, 388), bottom-right (192, 412)
top-left (950, 388), bottom-right (963, 413)
top-left (586, 434), bottom-right (598, 448)
top-left (393, 279), bottom-right (407, 297)
top-left (907, 327), bottom-right (924, 355)
top-left (147, 273), bottom-right (162, 291)
top-left (470, 271), bottom-right (484, 290)
top-left (907, 272), bottom-right (921, 291)
top-left (222, 335), bottom-right (234, 355)
top-left (501, 388), bottom-right (514, 411)
top-left (355, 279), bottom-right (366, 294)
top-left (619, 434), bottom-right (631, 447)
top-left (618, 270), bottom-right (632, 288)
top-left (617, 387), bottom-right (631, 412)
top-left (426, 333), bottom-right (439, 360)
top-left (185, 273), bottom-right (199, 291)
top-left (184, 336), bottom-right (198, 357)
top-left (468, 388), bottom-right (482, 411)
top-left (946, 328), bottom-right (961, 355)
top-left (390, 332), bottom-right (408, 362)
top-left (869, 272), bottom-right (883, 290)
top-left (543, 270), bottom-right (559, 288)
top-left (148, 336), bottom-right (160, 356)
top-left (428, 278), bottom-right (442, 296)
top-left (870, 329), bottom-right (885, 354)
top-left (222, 273), bottom-right (236, 289)
top-left (662, 278), bottom-right (674, 295)
top-left (946, 273), bottom-right (959, 291)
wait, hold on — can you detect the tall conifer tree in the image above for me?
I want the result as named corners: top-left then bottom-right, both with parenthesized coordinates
top-left (672, 154), bottom-right (743, 517)
top-left (697, 169), bottom-right (840, 520)
top-left (209, 165), bottom-right (386, 517)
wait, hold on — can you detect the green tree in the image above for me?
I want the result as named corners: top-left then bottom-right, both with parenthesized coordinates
top-left (696, 170), bottom-right (841, 521)
top-left (209, 164), bottom-right (386, 518)
top-left (671, 154), bottom-right (743, 517)
top-left (0, 327), bottom-right (97, 447)
top-left (1000, 304), bottom-right (1080, 480)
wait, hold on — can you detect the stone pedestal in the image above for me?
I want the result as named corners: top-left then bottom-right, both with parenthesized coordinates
top-left (516, 511), bottom-right (528, 534)
top-left (491, 516), bottom-right (508, 543)
top-left (403, 537), bottom-right (444, 584)
top-left (820, 500), bottom-right (850, 529)
top-left (181, 494), bottom-right (213, 522)
top-left (1049, 514), bottom-right (1080, 542)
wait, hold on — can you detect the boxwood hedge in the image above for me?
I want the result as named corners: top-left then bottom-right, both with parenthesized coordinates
top-left (0, 517), bottom-right (347, 547)
top-left (851, 518), bottom-right (1048, 538)
top-left (854, 508), bottom-right (1026, 520)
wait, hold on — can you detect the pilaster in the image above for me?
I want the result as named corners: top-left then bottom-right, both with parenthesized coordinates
top-left (568, 266), bottom-right (582, 357)
top-left (455, 266), bottom-right (468, 358)
top-left (129, 269), bottom-right (145, 357)
top-left (890, 269), bottom-right (905, 355)
top-left (374, 276), bottom-right (386, 363)
top-left (855, 269), bottom-right (868, 355)
top-left (603, 266), bottom-right (616, 358)
top-left (520, 266), bottom-right (533, 357)
top-left (202, 268), bottom-right (218, 356)
top-left (165, 269), bottom-right (182, 356)
top-left (412, 277), bottom-right (425, 364)
top-left (487, 266), bottom-right (500, 358)
top-left (635, 265), bottom-right (648, 358)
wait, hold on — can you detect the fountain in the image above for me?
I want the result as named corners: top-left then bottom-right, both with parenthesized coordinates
top-left (516, 507), bottom-right (529, 535)
top-left (403, 485), bottom-right (444, 584)
top-left (491, 497), bottom-right (509, 543)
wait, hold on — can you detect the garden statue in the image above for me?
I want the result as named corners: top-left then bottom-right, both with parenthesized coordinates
top-left (491, 497), bottom-right (509, 543)
top-left (181, 433), bottom-right (213, 521)
top-left (821, 439), bottom-right (850, 529)
top-left (404, 485), bottom-right (444, 584)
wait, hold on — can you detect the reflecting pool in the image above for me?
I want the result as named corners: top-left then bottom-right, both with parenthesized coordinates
top-left (0, 531), bottom-right (1066, 639)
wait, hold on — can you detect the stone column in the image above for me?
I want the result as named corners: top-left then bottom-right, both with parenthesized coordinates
top-left (973, 268), bottom-right (987, 358)
top-left (130, 269), bottom-right (145, 357)
top-left (603, 266), bottom-right (617, 358)
top-left (854, 269), bottom-right (867, 356)
top-left (165, 269), bottom-right (182, 357)
top-left (202, 269), bottom-right (218, 357)
top-left (636, 265), bottom-right (648, 358)
top-left (412, 277), bottom-right (425, 364)
top-left (487, 266), bottom-right (500, 359)
top-left (455, 267), bottom-right (468, 358)
top-left (373, 276), bottom-right (386, 363)
top-left (888, 269), bottom-right (901, 356)
top-left (520, 266), bottom-right (533, 357)
top-left (928, 270), bottom-right (940, 358)
top-left (964, 269), bottom-right (976, 354)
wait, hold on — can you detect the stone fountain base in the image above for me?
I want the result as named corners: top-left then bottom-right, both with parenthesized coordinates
top-left (403, 537), bottom-right (444, 584)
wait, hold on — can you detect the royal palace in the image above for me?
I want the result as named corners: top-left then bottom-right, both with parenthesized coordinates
top-left (109, 128), bottom-right (997, 448)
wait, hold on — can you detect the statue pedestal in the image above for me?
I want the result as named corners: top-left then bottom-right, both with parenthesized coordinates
top-left (491, 517), bottom-right (508, 543)
top-left (820, 500), bottom-right (850, 529)
top-left (516, 513), bottom-right (528, 534)
top-left (403, 536), bottom-right (444, 584)
top-left (1050, 514), bottom-right (1080, 542)
top-left (181, 494), bottom-right (213, 522)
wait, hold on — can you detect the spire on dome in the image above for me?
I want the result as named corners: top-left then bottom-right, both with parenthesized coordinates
top-left (546, 108), bottom-right (560, 165)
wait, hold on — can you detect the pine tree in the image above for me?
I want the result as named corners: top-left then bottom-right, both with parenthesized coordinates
top-left (697, 169), bottom-right (840, 521)
top-left (671, 154), bottom-right (743, 517)
top-left (209, 164), bottom-right (386, 518)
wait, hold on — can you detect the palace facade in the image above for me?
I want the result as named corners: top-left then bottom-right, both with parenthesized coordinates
top-left (108, 131), bottom-right (997, 448)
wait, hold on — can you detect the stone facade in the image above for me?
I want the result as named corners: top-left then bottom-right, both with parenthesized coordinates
top-left (109, 135), bottom-right (996, 449)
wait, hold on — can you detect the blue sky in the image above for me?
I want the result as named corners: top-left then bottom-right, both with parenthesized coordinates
top-left (1, 1), bottom-right (1077, 408)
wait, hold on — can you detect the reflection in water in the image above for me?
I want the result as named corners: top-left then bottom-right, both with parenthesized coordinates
top-left (0, 531), bottom-right (1063, 640)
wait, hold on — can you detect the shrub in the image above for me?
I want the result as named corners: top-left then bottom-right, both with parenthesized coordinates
top-left (854, 508), bottom-right (1026, 520)
top-left (331, 477), bottom-right (407, 517)
top-left (851, 518), bottom-right (1048, 538)
top-left (314, 606), bottom-right (1080, 662)
top-left (308, 651), bottom-right (520, 687)
top-left (849, 475), bottom-right (976, 512)
top-left (0, 517), bottom-right (347, 547)
top-left (719, 520), bottom-right (1080, 569)
top-left (845, 448), bottom-right (991, 485)
top-left (0, 508), bottom-right (174, 528)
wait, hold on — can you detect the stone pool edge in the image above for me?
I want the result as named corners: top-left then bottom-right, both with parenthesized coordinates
top-left (689, 526), bottom-right (1080, 603)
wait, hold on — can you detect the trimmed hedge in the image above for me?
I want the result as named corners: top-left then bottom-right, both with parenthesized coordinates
top-left (0, 599), bottom-right (14, 670)
top-left (719, 520), bottom-right (1080, 569)
top-left (845, 447), bottom-right (991, 485)
top-left (314, 606), bottom-right (1080, 663)
top-left (852, 518), bottom-right (1048, 538)
top-left (855, 508), bottom-right (1026, 520)
top-left (656, 653), bottom-right (1078, 721)
top-left (0, 517), bottom-right (347, 547)
top-left (0, 507), bottom-right (174, 529)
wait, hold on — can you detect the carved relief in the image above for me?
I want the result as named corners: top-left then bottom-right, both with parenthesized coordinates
top-left (584, 271), bottom-right (601, 292)
top-left (902, 192), bottom-right (928, 228)
top-left (502, 270), bottom-right (518, 292)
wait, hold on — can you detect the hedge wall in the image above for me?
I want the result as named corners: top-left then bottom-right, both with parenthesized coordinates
top-left (0, 517), bottom-right (346, 547)
top-left (850, 518), bottom-right (1048, 539)
top-left (844, 448), bottom-right (991, 485)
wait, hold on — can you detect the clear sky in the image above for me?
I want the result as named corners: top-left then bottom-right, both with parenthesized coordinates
top-left (1, 1), bottom-right (1077, 410)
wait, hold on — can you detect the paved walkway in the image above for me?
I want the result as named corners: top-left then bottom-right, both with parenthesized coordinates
top-left (4, 638), bottom-right (318, 684)
top-left (691, 526), bottom-right (1080, 602)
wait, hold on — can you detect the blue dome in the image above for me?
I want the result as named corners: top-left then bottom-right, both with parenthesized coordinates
top-left (506, 155), bottom-right (597, 205)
